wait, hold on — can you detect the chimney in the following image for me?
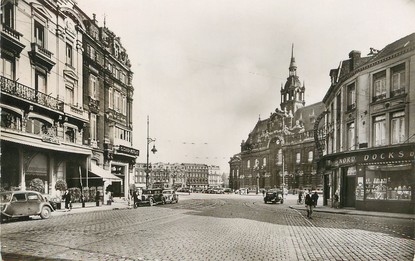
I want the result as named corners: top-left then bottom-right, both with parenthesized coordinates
top-left (348, 50), bottom-right (361, 71)
top-left (329, 69), bottom-right (338, 85)
top-left (93, 13), bottom-right (97, 24)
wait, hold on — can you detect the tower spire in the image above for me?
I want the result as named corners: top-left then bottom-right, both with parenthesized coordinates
top-left (289, 43), bottom-right (297, 76)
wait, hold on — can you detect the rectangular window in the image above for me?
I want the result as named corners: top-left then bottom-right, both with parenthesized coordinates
top-left (89, 74), bottom-right (97, 99)
top-left (66, 86), bottom-right (74, 105)
top-left (4, 3), bottom-right (14, 28)
top-left (90, 114), bottom-right (97, 141)
top-left (373, 115), bottom-right (386, 146)
top-left (2, 58), bottom-right (14, 80)
top-left (391, 64), bottom-right (406, 97)
top-left (347, 83), bottom-right (356, 110)
top-left (296, 152), bottom-right (301, 164)
top-left (391, 111), bottom-right (405, 144)
top-left (347, 122), bottom-right (355, 150)
top-left (35, 71), bottom-right (46, 94)
top-left (66, 43), bottom-right (73, 66)
top-left (308, 151), bottom-right (313, 162)
top-left (373, 71), bottom-right (386, 102)
top-left (122, 96), bottom-right (126, 114)
top-left (108, 88), bottom-right (113, 108)
top-left (34, 21), bottom-right (45, 47)
top-left (65, 127), bottom-right (75, 143)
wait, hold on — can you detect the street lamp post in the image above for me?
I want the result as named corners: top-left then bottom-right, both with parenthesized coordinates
top-left (256, 173), bottom-right (260, 194)
top-left (146, 116), bottom-right (157, 189)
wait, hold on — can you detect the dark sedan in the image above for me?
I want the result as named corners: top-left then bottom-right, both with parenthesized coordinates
top-left (264, 189), bottom-right (284, 204)
top-left (138, 189), bottom-right (165, 206)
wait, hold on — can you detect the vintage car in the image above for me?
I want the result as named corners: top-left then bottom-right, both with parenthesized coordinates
top-left (264, 189), bottom-right (284, 204)
top-left (162, 189), bottom-right (179, 204)
top-left (138, 188), bottom-right (165, 206)
top-left (1, 191), bottom-right (54, 222)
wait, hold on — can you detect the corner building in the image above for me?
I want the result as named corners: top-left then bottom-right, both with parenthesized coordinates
top-left (1, 0), bottom-right (90, 195)
top-left (319, 33), bottom-right (415, 214)
top-left (229, 47), bottom-right (324, 192)
top-left (1, 0), bottom-right (138, 200)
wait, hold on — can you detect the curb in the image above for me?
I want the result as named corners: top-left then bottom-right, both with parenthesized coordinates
top-left (289, 205), bottom-right (415, 220)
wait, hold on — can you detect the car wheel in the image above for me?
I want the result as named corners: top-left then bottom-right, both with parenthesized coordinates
top-left (162, 198), bottom-right (166, 205)
top-left (149, 198), bottom-right (154, 206)
top-left (40, 206), bottom-right (51, 219)
top-left (280, 199), bottom-right (284, 204)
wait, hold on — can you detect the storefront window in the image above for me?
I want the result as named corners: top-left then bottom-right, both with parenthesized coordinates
top-left (356, 177), bottom-right (364, 200)
top-left (365, 165), bottom-right (412, 201)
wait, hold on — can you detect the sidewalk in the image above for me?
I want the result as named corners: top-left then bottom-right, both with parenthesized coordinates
top-left (289, 204), bottom-right (415, 220)
top-left (52, 199), bottom-right (130, 216)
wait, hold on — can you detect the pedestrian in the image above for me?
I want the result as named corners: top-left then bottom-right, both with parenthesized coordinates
top-left (305, 192), bottom-right (313, 219)
top-left (311, 191), bottom-right (319, 207)
top-left (333, 193), bottom-right (339, 208)
top-left (63, 189), bottom-right (71, 211)
top-left (298, 190), bottom-right (303, 204)
top-left (95, 191), bottom-right (100, 207)
top-left (133, 190), bottom-right (139, 208)
top-left (262, 189), bottom-right (265, 197)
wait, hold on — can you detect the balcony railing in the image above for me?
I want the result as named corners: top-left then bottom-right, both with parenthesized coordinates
top-left (2, 25), bottom-right (22, 40)
top-left (0, 76), bottom-right (64, 112)
top-left (372, 93), bottom-right (386, 102)
top-left (391, 88), bottom-right (405, 97)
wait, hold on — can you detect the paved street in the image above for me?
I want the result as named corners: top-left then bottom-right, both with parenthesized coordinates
top-left (1, 193), bottom-right (414, 261)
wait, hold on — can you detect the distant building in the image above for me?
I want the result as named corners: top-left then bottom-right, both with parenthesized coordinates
top-left (208, 165), bottom-right (222, 188)
top-left (318, 33), bottom-right (415, 214)
top-left (229, 46), bottom-right (324, 192)
top-left (135, 162), bottom-right (213, 190)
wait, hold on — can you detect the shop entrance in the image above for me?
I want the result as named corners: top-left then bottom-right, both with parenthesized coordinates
top-left (342, 172), bottom-right (356, 207)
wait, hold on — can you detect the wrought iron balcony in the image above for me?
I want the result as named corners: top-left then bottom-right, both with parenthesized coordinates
top-left (0, 76), bottom-right (64, 112)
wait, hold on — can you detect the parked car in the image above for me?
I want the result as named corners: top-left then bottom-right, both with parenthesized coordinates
top-left (1, 191), bottom-right (54, 222)
top-left (264, 189), bottom-right (284, 204)
top-left (138, 188), bottom-right (165, 206)
top-left (223, 188), bottom-right (232, 194)
top-left (162, 189), bottom-right (179, 204)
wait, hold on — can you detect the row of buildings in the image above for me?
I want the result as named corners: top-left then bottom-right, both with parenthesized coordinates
top-left (230, 34), bottom-right (415, 214)
top-left (1, 0), bottom-right (138, 201)
top-left (134, 163), bottom-right (224, 190)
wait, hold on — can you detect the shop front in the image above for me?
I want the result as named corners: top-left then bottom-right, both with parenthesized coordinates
top-left (322, 144), bottom-right (415, 214)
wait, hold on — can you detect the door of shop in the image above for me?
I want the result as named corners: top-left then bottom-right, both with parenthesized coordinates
top-left (344, 175), bottom-right (356, 207)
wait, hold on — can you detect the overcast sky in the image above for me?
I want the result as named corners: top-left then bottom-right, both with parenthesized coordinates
top-left (78, 0), bottom-right (415, 173)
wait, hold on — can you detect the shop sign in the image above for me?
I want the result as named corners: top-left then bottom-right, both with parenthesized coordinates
top-left (360, 147), bottom-right (415, 164)
top-left (327, 156), bottom-right (356, 167)
top-left (117, 145), bottom-right (140, 156)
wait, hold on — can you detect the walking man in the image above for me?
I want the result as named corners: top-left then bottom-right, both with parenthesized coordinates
top-left (311, 191), bottom-right (319, 208)
top-left (305, 192), bottom-right (313, 219)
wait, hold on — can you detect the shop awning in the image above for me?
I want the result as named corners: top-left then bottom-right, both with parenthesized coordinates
top-left (89, 164), bottom-right (122, 181)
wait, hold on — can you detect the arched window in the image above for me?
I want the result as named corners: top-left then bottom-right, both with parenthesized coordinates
top-left (1, 108), bottom-right (22, 131)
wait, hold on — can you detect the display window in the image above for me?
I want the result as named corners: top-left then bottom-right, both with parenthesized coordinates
top-left (364, 165), bottom-right (412, 201)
